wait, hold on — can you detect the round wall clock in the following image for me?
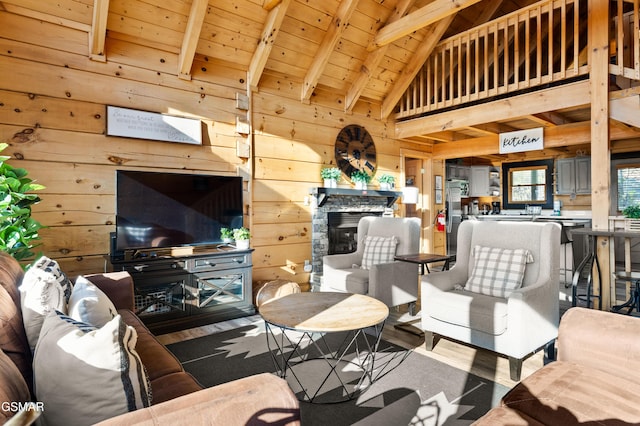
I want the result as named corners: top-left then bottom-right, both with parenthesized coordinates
top-left (334, 124), bottom-right (377, 178)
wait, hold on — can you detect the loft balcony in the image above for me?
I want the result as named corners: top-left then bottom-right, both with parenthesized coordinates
top-left (394, 0), bottom-right (639, 122)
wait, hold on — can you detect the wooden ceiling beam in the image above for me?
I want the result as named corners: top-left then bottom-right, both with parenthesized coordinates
top-left (467, 122), bottom-right (518, 135)
top-left (381, 16), bottom-right (453, 118)
top-left (2, 2), bottom-right (90, 32)
top-left (344, 0), bottom-right (416, 113)
top-left (369, 0), bottom-right (482, 50)
top-left (89, 0), bottom-right (109, 62)
top-left (527, 111), bottom-right (572, 126)
top-left (431, 120), bottom-right (640, 159)
top-left (177, 0), bottom-right (208, 80)
top-left (248, 0), bottom-right (291, 91)
top-left (610, 95), bottom-right (640, 127)
top-left (262, 0), bottom-right (282, 11)
top-left (395, 80), bottom-right (591, 138)
top-left (610, 85), bottom-right (640, 100)
top-left (423, 130), bottom-right (456, 142)
top-left (612, 138), bottom-right (640, 153)
top-left (301, 0), bottom-right (359, 103)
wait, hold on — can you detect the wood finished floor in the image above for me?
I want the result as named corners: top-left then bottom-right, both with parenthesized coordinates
top-left (157, 285), bottom-right (576, 390)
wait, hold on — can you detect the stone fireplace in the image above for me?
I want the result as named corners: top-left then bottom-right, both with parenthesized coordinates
top-left (310, 187), bottom-right (401, 290)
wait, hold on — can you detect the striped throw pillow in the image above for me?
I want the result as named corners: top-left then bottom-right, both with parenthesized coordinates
top-left (465, 245), bottom-right (534, 297)
top-left (361, 235), bottom-right (398, 270)
top-left (33, 311), bottom-right (151, 426)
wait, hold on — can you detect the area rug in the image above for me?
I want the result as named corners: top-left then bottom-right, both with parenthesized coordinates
top-left (166, 319), bottom-right (509, 426)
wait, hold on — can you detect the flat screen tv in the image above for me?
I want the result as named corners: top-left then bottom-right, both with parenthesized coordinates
top-left (115, 170), bottom-right (243, 254)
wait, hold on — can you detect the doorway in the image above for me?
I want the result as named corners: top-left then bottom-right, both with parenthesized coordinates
top-left (401, 149), bottom-right (434, 253)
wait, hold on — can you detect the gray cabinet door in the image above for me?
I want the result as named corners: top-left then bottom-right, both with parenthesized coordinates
top-left (575, 157), bottom-right (591, 194)
top-left (556, 157), bottom-right (591, 195)
top-left (556, 158), bottom-right (576, 194)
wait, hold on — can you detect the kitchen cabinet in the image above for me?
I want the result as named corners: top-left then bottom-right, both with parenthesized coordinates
top-left (446, 164), bottom-right (470, 180)
top-left (556, 157), bottom-right (591, 195)
top-left (469, 166), bottom-right (500, 197)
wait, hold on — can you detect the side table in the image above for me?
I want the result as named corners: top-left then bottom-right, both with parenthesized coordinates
top-left (259, 292), bottom-right (388, 403)
top-left (394, 253), bottom-right (453, 275)
top-left (392, 252), bottom-right (453, 336)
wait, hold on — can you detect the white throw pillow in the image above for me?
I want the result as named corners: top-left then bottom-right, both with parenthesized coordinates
top-left (68, 275), bottom-right (117, 327)
top-left (33, 311), bottom-right (151, 426)
top-left (19, 256), bottom-right (73, 351)
top-left (465, 245), bottom-right (534, 298)
top-left (361, 235), bottom-right (398, 270)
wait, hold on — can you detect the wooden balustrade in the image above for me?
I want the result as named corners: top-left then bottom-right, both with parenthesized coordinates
top-left (395, 0), bottom-right (640, 119)
top-left (611, 0), bottom-right (640, 80)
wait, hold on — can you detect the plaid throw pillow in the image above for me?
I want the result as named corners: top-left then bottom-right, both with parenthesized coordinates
top-left (361, 235), bottom-right (398, 270)
top-left (465, 245), bottom-right (534, 297)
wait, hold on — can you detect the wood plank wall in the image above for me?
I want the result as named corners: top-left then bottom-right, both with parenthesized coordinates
top-left (0, 10), bottom-right (428, 292)
top-left (250, 74), bottom-right (426, 285)
top-left (0, 10), bottom-right (246, 277)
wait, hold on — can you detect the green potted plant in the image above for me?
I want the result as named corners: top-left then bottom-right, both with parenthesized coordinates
top-left (320, 167), bottom-right (341, 188)
top-left (377, 174), bottom-right (395, 190)
top-left (0, 143), bottom-right (45, 263)
top-left (220, 227), bottom-right (233, 243)
top-left (232, 227), bottom-right (250, 249)
top-left (351, 170), bottom-right (371, 190)
top-left (622, 204), bottom-right (640, 231)
top-left (622, 204), bottom-right (640, 219)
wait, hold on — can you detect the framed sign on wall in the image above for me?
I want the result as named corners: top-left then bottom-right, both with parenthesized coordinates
top-left (107, 106), bottom-right (202, 145)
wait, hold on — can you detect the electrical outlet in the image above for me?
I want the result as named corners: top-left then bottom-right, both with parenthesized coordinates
top-left (303, 259), bottom-right (312, 272)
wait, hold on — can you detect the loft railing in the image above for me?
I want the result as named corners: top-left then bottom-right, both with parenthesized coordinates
top-left (395, 0), bottom-right (590, 119)
top-left (611, 0), bottom-right (640, 80)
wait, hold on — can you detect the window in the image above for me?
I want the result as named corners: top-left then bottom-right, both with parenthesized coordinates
top-left (502, 159), bottom-right (554, 210)
top-left (509, 166), bottom-right (547, 203)
top-left (616, 163), bottom-right (640, 211)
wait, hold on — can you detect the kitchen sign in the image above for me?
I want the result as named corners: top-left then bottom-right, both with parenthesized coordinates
top-left (499, 128), bottom-right (543, 154)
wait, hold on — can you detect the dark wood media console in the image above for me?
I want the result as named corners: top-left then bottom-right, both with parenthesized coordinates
top-left (111, 246), bottom-right (254, 334)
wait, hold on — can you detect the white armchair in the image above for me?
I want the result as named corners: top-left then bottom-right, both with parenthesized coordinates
top-left (421, 220), bottom-right (561, 381)
top-left (322, 217), bottom-right (421, 313)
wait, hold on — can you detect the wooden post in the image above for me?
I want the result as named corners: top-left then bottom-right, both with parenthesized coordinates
top-left (589, 0), bottom-right (611, 310)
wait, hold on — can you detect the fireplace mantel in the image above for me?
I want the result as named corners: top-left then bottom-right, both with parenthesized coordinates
top-left (310, 187), bottom-right (402, 207)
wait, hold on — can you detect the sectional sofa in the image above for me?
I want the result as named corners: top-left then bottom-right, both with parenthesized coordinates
top-left (0, 252), bottom-right (300, 425)
top-left (474, 307), bottom-right (640, 424)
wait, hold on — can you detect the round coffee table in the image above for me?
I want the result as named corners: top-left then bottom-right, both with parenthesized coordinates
top-left (259, 292), bottom-right (389, 403)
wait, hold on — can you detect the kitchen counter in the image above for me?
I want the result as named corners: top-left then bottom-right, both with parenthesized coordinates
top-left (469, 215), bottom-right (591, 223)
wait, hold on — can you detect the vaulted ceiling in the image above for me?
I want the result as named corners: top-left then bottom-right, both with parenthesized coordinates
top-left (0, 0), bottom-right (535, 108)
top-left (3, 0), bottom-right (629, 158)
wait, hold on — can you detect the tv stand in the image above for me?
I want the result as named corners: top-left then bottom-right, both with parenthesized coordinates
top-left (111, 247), bottom-right (255, 334)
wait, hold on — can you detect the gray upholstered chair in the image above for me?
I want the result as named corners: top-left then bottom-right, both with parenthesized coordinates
top-left (322, 216), bottom-right (421, 313)
top-left (421, 220), bottom-right (561, 381)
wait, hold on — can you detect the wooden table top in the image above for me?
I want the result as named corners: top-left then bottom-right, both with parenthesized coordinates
top-left (394, 253), bottom-right (451, 264)
top-left (571, 228), bottom-right (640, 238)
top-left (259, 292), bottom-right (389, 333)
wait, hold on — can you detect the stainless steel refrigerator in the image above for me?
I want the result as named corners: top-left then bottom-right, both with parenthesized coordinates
top-left (446, 180), bottom-right (467, 257)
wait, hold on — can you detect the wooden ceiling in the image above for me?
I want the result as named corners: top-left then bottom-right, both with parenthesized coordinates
top-left (0, 0), bottom-right (615, 156)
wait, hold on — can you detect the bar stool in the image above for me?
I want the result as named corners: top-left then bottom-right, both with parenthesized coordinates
top-left (611, 271), bottom-right (640, 315)
top-left (571, 232), bottom-right (602, 309)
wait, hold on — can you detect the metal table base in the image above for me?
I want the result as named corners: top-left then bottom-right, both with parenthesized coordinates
top-left (264, 321), bottom-right (385, 404)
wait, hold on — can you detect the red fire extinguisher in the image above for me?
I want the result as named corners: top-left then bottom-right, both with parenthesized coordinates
top-left (436, 210), bottom-right (446, 232)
